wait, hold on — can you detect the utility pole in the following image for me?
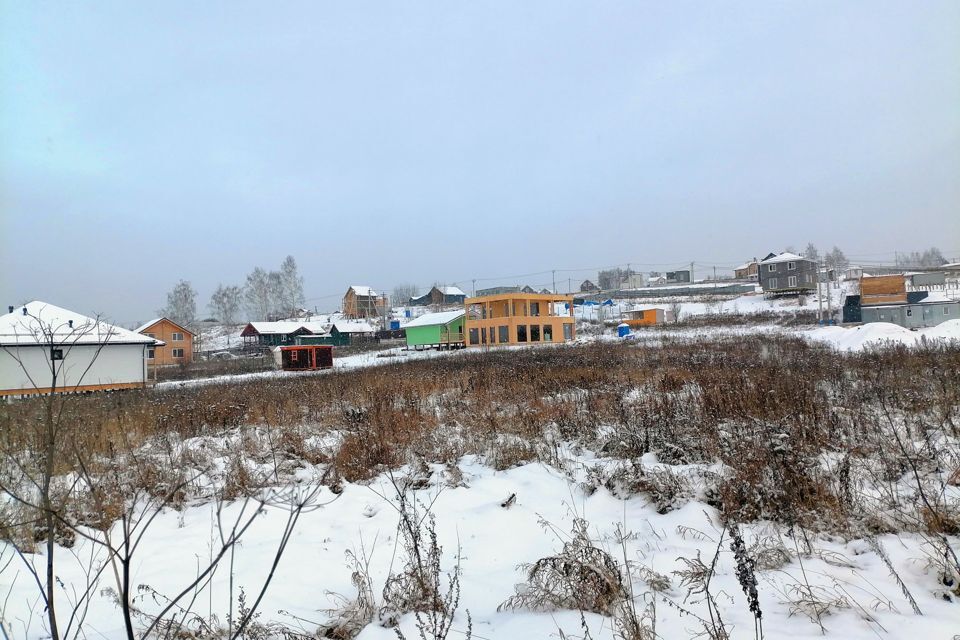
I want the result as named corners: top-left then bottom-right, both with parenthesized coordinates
top-left (471, 279), bottom-right (476, 297)
top-left (568, 278), bottom-right (572, 295)
top-left (826, 268), bottom-right (833, 323)
top-left (817, 259), bottom-right (824, 323)
top-left (552, 270), bottom-right (556, 294)
top-left (690, 261), bottom-right (695, 283)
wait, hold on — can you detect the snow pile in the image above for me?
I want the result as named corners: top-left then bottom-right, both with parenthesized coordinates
top-left (804, 320), bottom-right (960, 351)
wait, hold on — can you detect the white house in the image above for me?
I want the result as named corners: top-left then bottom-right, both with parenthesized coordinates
top-left (0, 301), bottom-right (161, 397)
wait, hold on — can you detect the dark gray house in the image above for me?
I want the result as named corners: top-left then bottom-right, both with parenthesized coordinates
top-left (759, 252), bottom-right (817, 294)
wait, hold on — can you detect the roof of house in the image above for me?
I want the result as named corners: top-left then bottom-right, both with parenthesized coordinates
top-left (134, 317), bottom-right (195, 336)
top-left (332, 321), bottom-right (376, 333)
top-left (760, 252), bottom-right (810, 265)
top-left (734, 261), bottom-right (757, 271)
top-left (403, 310), bottom-right (465, 328)
top-left (0, 301), bottom-right (161, 347)
top-left (437, 286), bottom-right (466, 297)
top-left (242, 321), bottom-right (309, 336)
top-left (348, 285), bottom-right (378, 297)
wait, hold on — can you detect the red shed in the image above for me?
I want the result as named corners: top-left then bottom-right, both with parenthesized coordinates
top-left (279, 345), bottom-right (333, 371)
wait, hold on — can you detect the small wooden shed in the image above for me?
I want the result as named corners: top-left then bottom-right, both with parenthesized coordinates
top-left (280, 345), bottom-right (333, 371)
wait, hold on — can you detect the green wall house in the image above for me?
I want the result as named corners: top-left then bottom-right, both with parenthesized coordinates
top-left (404, 311), bottom-right (465, 349)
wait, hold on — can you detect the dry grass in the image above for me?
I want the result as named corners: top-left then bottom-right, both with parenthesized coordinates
top-left (1, 335), bottom-right (958, 539)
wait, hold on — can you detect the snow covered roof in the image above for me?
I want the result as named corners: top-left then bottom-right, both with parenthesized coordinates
top-left (134, 317), bottom-right (195, 336)
top-left (0, 302), bottom-right (160, 347)
top-left (332, 321), bottom-right (376, 333)
top-left (244, 321), bottom-right (309, 335)
top-left (403, 310), bottom-right (465, 328)
top-left (134, 318), bottom-right (164, 334)
top-left (437, 286), bottom-right (466, 297)
top-left (734, 261), bottom-right (757, 271)
top-left (348, 285), bottom-right (378, 297)
top-left (760, 252), bottom-right (810, 265)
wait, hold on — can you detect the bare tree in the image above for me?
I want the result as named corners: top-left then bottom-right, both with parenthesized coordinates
top-left (824, 246), bottom-right (849, 273)
top-left (0, 308), bottom-right (320, 639)
top-left (209, 284), bottom-right (242, 326)
top-left (393, 283), bottom-right (420, 305)
top-left (803, 243), bottom-right (819, 262)
top-left (279, 256), bottom-right (305, 318)
top-left (243, 267), bottom-right (272, 321)
top-left (160, 280), bottom-right (197, 329)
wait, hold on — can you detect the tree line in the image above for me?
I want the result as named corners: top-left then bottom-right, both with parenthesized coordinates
top-left (157, 256), bottom-right (305, 328)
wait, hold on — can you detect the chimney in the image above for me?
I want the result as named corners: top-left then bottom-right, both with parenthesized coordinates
top-left (22, 307), bottom-right (27, 316)
top-left (68, 320), bottom-right (74, 328)
top-left (7, 306), bottom-right (12, 314)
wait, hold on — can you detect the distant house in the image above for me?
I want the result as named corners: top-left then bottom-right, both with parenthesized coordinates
top-left (520, 285), bottom-right (537, 294)
top-left (666, 270), bottom-right (691, 284)
top-left (464, 292), bottom-right (575, 347)
top-left (623, 308), bottom-right (665, 329)
top-left (404, 310), bottom-right (465, 350)
top-left (1, 301), bottom-right (160, 397)
top-left (409, 286), bottom-right (467, 307)
top-left (135, 317), bottom-right (195, 366)
top-left (343, 286), bottom-right (386, 319)
top-left (240, 320), bottom-right (328, 348)
top-left (598, 268), bottom-right (641, 290)
top-left (759, 252), bottom-right (817, 294)
top-left (734, 259), bottom-right (760, 281)
top-left (860, 275), bottom-right (907, 306)
top-left (579, 280), bottom-right (599, 293)
top-left (476, 286), bottom-right (520, 296)
top-left (298, 321), bottom-right (377, 347)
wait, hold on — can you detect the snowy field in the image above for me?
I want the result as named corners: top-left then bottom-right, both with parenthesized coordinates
top-left (4, 310), bottom-right (959, 639)
top-left (4, 449), bottom-right (958, 639)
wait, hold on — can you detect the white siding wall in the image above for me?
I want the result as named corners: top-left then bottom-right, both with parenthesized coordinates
top-left (0, 343), bottom-right (147, 394)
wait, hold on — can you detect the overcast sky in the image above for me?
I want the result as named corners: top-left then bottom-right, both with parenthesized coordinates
top-left (2, 1), bottom-right (958, 325)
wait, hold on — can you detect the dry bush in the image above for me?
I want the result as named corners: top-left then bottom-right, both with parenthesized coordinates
top-left (500, 518), bottom-right (628, 616)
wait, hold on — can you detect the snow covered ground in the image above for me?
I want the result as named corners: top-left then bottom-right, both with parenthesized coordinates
top-left (4, 451), bottom-right (958, 639)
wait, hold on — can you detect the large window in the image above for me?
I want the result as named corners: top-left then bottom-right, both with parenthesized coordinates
top-left (543, 325), bottom-right (553, 342)
top-left (498, 326), bottom-right (509, 343)
top-left (787, 261), bottom-right (796, 271)
top-left (769, 277), bottom-right (778, 289)
top-left (172, 348), bottom-right (185, 358)
top-left (469, 328), bottom-right (480, 344)
top-left (172, 332), bottom-right (184, 341)
top-left (563, 324), bottom-right (573, 341)
top-left (517, 325), bottom-right (528, 342)
top-left (481, 328), bottom-right (487, 344)
top-left (767, 264), bottom-right (776, 272)
top-left (787, 275), bottom-right (798, 287)
top-left (530, 302), bottom-right (540, 317)
top-left (531, 325), bottom-right (541, 341)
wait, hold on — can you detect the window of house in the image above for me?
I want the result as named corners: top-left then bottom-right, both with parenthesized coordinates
top-left (172, 332), bottom-right (184, 341)
top-left (487, 328), bottom-right (495, 344)
top-left (147, 348), bottom-right (155, 359)
top-left (946, 307), bottom-right (951, 315)
top-left (906, 309), bottom-right (913, 317)
top-left (788, 275), bottom-right (798, 288)
top-left (769, 277), bottom-right (778, 289)
top-left (291, 350), bottom-right (299, 362)
top-left (563, 324), bottom-right (573, 341)
top-left (469, 328), bottom-right (480, 344)
top-left (531, 325), bottom-right (541, 341)
top-left (498, 326), bottom-right (509, 343)
top-left (543, 325), bottom-right (553, 342)
top-left (787, 261), bottom-right (796, 271)
top-left (50, 348), bottom-right (63, 361)
top-left (481, 328), bottom-right (487, 344)
top-left (517, 325), bottom-right (528, 342)
top-left (530, 302), bottom-right (540, 317)
top-left (768, 264), bottom-right (776, 272)
top-left (173, 348), bottom-right (185, 358)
